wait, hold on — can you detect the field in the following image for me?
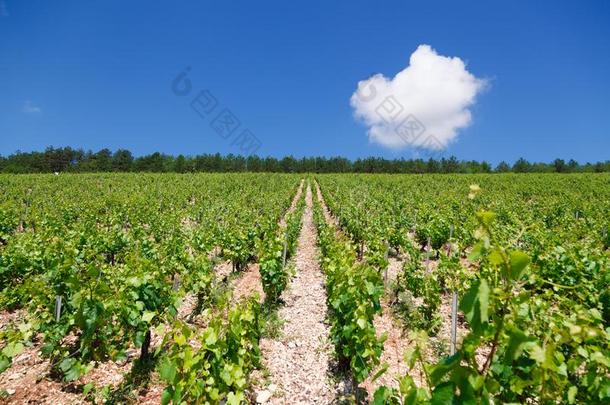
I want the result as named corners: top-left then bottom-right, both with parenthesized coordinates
top-left (0, 173), bottom-right (609, 404)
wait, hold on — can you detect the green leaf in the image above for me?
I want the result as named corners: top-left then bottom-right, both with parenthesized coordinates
top-left (567, 386), bottom-right (577, 404)
top-left (479, 280), bottom-right (489, 319)
top-left (430, 382), bottom-right (455, 405)
top-left (528, 343), bottom-right (556, 370)
top-left (59, 357), bottom-right (76, 372)
top-left (591, 351), bottom-right (610, 367)
top-left (158, 359), bottom-right (177, 383)
top-left (468, 242), bottom-right (484, 261)
top-left (487, 249), bottom-right (504, 266)
top-left (83, 383), bottom-right (94, 396)
top-left (429, 354), bottom-right (460, 386)
top-left (372, 386), bottom-right (393, 405)
top-left (63, 361), bottom-right (84, 381)
top-left (0, 356), bottom-right (11, 373)
top-left (576, 346), bottom-right (588, 359)
top-left (460, 279), bottom-right (489, 332)
top-left (599, 381), bottom-right (610, 399)
top-left (227, 392), bottom-right (244, 405)
top-left (134, 331), bottom-right (145, 347)
top-left (509, 251), bottom-right (530, 280)
top-left (127, 276), bottom-right (142, 287)
top-left (1, 342), bottom-right (24, 358)
top-left (528, 344), bottom-right (546, 364)
top-left (371, 362), bottom-right (389, 382)
top-left (160, 388), bottom-right (173, 405)
top-left (141, 311), bottom-right (155, 323)
top-left (477, 211), bottom-right (496, 226)
top-left (174, 333), bottom-right (187, 346)
top-left (205, 329), bottom-right (218, 346)
top-left (505, 327), bottom-right (534, 361)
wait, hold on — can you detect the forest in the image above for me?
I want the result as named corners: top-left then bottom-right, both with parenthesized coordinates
top-left (1, 146), bottom-right (609, 174)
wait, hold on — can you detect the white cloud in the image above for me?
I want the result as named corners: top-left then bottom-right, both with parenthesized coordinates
top-left (22, 100), bottom-right (42, 114)
top-left (350, 44), bottom-right (487, 150)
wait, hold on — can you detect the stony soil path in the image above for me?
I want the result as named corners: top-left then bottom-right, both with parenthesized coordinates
top-left (256, 184), bottom-right (334, 404)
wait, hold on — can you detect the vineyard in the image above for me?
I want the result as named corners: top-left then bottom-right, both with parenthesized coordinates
top-left (0, 173), bottom-right (609, 404)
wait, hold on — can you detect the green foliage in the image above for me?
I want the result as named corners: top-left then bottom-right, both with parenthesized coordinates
top-left (259, 236), bottom-right (290, 302)
top-left (1, 146), bottom-right (607, 173)
top-left (414, 215), bottom-right (451, 250)
top-left (376, 205), bottom-right (610, 403)
top-left (313, 197), bottom-right (385, 383)
top-left (392, 258), bottom-right (441, 334)
top-left (2, 172), bottom-right (609, 404)
top-left (318, 175), bottom-right (610, 403)
top-left (158, 298), bottom-right (262, 404)
top-left (221, 228), bottom-right (257, 272)
top-left (0, 173), bottom-right (299, 382)
top-left (258, 185), bottom-right (304, 302)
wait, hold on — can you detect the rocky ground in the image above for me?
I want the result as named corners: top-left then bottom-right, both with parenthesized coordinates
top-left (255, 184), bottom-right (336, 404)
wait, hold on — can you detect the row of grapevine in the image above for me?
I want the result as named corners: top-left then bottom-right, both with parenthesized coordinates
top-left (312, 184), bottom-right (385, 386)
top-left (153, 177), bottom-right (306, 404)
top-left (316, 174), bottom-right (610, 403)
top-left (258, 181), bottom-right (306, 303)
top-left (1, 172), bottom-right (608, 403)
top-left (0, 173), bottom-right (302, 402)
top-left (157, 297), bottom-right (262, 404)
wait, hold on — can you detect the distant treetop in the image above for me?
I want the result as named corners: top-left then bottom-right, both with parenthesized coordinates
top-left (0, 147), bottom-right (608, 174)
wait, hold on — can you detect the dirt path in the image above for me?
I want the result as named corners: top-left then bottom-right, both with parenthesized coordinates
top-left (255, 184), bottom-right (334, 404)
top-left (230, 263), bottom-right (265, 304)
top-left (313, 181), bottom-right (338, 229)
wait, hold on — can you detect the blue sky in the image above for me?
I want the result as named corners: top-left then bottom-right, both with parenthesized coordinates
top-left (1, 0), bottom-right (609, 164)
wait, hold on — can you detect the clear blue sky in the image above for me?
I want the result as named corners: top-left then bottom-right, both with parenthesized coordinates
top-left (1, 0), bottom-right (609, 164)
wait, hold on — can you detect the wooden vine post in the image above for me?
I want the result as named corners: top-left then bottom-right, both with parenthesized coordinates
top-left (383, 240), bottom-right (389, 285)
top-left (54, 295), bottom-right (62, 322)
top-left (425, 236), bottom-right (431, 273)
top-left (282, 232), bottom-right (288, 268)
top-left (448, 225), bottom-right (458, 356)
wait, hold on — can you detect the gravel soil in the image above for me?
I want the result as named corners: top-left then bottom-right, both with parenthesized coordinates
top-left (255, 184), bottom-right (335, 404)
top-left (231, 263), bottom-right (265, 304)
top-left (363, 256), bottom-right (424, 397)
top-left (0, 336), bottom-right (85, 405)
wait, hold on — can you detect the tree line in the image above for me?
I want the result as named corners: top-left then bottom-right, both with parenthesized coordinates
top-left (0, 147), bottom-right (608, 174)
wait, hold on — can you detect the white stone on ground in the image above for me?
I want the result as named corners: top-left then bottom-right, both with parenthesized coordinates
top-left (258, 184), bottom-right (335, 404)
